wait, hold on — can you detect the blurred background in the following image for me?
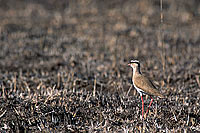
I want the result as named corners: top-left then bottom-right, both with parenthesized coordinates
top-left (0, 0), bottom-right (199, 132)
top-left (0, 0), bottom-right (199, 87)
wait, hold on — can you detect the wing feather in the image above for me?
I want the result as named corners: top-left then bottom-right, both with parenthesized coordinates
top-left (134, 75), bottom-right (164, 98)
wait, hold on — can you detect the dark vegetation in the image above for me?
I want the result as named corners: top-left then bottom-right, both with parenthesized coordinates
top-left (0, 0), bottom-right (200, 132)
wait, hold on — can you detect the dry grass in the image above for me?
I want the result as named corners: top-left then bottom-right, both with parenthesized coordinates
top-left (0, 0), bottom-right (200, 132)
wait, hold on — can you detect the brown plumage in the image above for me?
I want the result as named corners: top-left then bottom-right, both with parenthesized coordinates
top-left (133, 74), bottom-right (164, 98)
top-left (128, 60), bottom-right (164, 118)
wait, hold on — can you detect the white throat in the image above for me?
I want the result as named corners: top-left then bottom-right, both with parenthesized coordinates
top-left (132, 67), bottom-right (136, 77)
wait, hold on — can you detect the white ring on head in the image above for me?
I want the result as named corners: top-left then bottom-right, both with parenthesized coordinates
top-left (130, 60), bottom-right (140, 63)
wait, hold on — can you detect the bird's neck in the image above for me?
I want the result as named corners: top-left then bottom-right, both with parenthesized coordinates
top-left (133, 67), bottom-right (141, 77)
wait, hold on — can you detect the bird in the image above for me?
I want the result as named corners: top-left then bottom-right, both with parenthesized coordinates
top-left (128, 60), bottom-right (164, 118)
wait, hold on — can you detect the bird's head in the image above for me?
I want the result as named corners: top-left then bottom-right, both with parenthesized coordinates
top-left (128, 60), bottom-right (140, 70)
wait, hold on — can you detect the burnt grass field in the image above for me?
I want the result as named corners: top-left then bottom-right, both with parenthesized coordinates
top-left (0, 0), bottom-right (200, 132)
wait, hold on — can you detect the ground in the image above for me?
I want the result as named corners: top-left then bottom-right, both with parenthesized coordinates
top-left (0, 0), bottom-right (200, 132)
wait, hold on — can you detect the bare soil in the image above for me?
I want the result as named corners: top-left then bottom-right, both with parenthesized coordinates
top-left (0, 0), bottom-right (200, 132)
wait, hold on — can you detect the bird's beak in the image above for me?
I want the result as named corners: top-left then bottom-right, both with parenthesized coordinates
top-left (128, 63), bottom-right (131, 66)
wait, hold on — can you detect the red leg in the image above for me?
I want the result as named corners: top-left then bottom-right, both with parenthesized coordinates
top-left (141, 95), bottom-right (144, 118)
top-left (145, 97), bottom-right (153, 116)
